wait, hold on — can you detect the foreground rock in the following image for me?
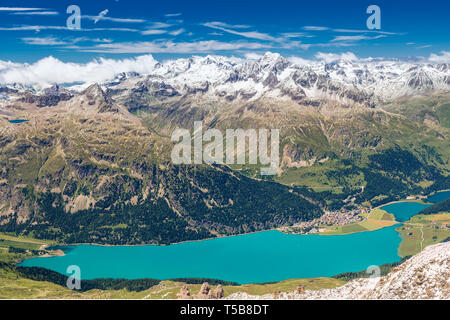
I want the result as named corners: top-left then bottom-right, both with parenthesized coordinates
top-left (177, 282), bottom-right (224, 300)
top-left (227, 242), bottom-right (450, 300)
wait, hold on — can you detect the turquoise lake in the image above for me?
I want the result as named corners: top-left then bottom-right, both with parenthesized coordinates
top-left (427, 190), bottom-right (450, 203)
top-left (380, 202), bottom-right (431, 222)
top-left (20, 226), bottom-right (402, 284)
top-left (21, 198), bottom-right (444, 284)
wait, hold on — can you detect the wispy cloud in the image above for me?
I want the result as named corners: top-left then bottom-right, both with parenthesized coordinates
top-left (11, 11), bottom-right (59, 16)
top-left (148, 22), bottom-right (174, 29)
top-left (303, 26), bottom-right (329, 31)
top-left (169, 28), bottom-right (185, 36)
top-left (165, 13), bottom-right (182, 17)
top-left (22, 36), bottom-right (113, 46)
top-left (203, 21), bottom-right (251, 29)
top-left (22, 37), bottom-right (68, 46)
top-left (202, 21), bottom-right (277, 41)
top-left (417, 45), bottom-right (432, 49)
top-left (83, 15), bottom-right (146, 24)
top-left (141, 22), bottom-right (177, 35)
top-left (332, 29), bottom-right (400, 35)
top-left (331, 35), bottom-right (386, 42)
top-left (76, 40), bottom-right (271, 54)
top-left (0, 25), bottom-right (67, 31)
top-left (281, 32), bottom-right (314, 38)
top-left (0, 7), bottom-right (46, 11)
top-left (0, 25), bottom-right (140, 32)
top-left (141, 29), bottom-right (168, 35)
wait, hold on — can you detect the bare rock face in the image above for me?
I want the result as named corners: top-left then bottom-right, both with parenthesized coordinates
top-left (273, 291), bottom-right (281, 299)
top-left (211, 285), bottom-right (224, 299)
top-left (177, 282), bottom-right (224, 300)
top-left (195, 282), bottom-right (211, 299)
top-left (177, 285), bottom-right (192, 300)
top-left (296, 285), bottom-right (305, 294)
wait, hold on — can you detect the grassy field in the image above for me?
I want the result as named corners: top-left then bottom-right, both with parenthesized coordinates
top-left (320, 208), bottom-right (397, 235)
top-left (0, 233), bottom-right (53, 264)
top-left (397, 213), bottom-right (450, 257)
top-left (0, 264), bottom-right (346, 299)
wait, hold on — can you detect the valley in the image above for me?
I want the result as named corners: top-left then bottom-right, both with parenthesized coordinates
top-left (0, 53), bottom-right (449, 299)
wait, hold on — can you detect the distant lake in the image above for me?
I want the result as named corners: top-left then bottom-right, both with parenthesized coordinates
top-left (380, 202), bottom-right (431, 222)
top-left (8, 119), bottom-right (29, 124)
top-left (19, 226), bottom-right (402, 284)
top-left (427, 190), bottom-right (450, 203)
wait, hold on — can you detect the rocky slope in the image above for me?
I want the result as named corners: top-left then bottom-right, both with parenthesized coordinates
top-left (0, 84), bottom-right (325, 244)
top-left (227, 242), bottom-right (450, 300)
top-left (93, 53), bottom-right (450, 107)
top-left (0, 54), bottom-right (449, 245)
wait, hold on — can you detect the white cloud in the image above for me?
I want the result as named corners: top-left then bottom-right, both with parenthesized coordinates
top-left (11, 11), bottom-right (59, 15)
top-left (0, 25), bottom-right (139, 32)
top-left (243, 53), bottom-right (264, 60)
top-left (332, 29), bottom-right (400, 35)
top-left (0, 7), bottom-right (45, 11)
top-left (0, 55), bottom-right (160, 87)
top-left (165, 13), bottom-right (182, 17)
top-left (0, 60), bottom-right (22, 71)
top-left (315, 52), bottom-right (358, 63)
top-left (331, 35), bottom-right (385, 42)
top-left (303, 26), bottom-right (329, 31)
top-left (428, 51), bottom-right (450, 63)
top-left (83, 15), bottom-right (146, 24)
top-left (78, 40), bottom-right (270, 54)
top-left (148, 22), bottom-right (173, 29)
top-left (287, 56), bottom-right (313, 66)
top-left (169, 28), bottom-right (185, 36)
top-left (22, 36), bottom-right (114, 46)
top-left (22, 37), bottom-right (68, 46)
top-left (141, 22), bottom-right (178, 35)
top-left (203, 21), bottom-right (250, 29)
top-left (142, 29), bottom-right (168, 35)
top-left (281, 32), bottom-right (313, 38)
top-left (0, 25), bottom-right (67, 31)
top-left (202, 22), bottom-right (277, 41)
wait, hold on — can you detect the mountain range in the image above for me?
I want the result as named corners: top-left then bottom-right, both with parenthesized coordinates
top-left (0, 52), bottom-right (449, 245)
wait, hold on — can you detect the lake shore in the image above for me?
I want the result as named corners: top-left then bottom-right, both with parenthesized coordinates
top-left (23, 190), bottom-right (450, 257)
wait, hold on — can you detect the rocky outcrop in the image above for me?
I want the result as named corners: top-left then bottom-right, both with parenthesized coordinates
top-left (177, 282), bottom-right (224, 300)
top-left (177, 285), bottom-right (192, 299)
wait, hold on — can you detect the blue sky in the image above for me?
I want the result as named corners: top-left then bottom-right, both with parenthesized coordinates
top-left (0, 0), bottom-right (449, 63)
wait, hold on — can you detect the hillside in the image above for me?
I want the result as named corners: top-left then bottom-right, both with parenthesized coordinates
top-left (0, 53), bottom-right (449, 245)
